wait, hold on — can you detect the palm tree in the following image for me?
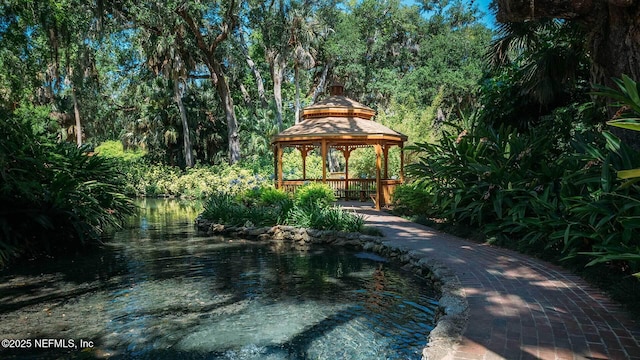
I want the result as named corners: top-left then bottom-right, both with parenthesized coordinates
top-left (143, 25), bottom-right (197, 167)
top-left (487, 19), bottom-right (587, 108)
top-left (288, 5), bottom-right (317, 124)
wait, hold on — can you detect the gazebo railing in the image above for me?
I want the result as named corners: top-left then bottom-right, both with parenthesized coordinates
top-left (281, 179), bottom-right (401, 204)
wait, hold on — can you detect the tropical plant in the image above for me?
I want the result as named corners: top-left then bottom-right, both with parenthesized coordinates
top-left (593, 74), bottom-right (640, 180)
top-left (200, 185), bottom-right (364, 233)
top-left (294, 183), bottom-right (336, 208)
top-left (390, 183), bottom-right (433, 217)
top-left (0, 108), bottom-right (135, 266)
top-left (407, 114), bottom-right (640, 276)
top-left (285, 203), bottom-right (364, 233)
top-left (588, 74), bottom-right (640, 277)
top-left (95, 140), bottom-right (147, 162)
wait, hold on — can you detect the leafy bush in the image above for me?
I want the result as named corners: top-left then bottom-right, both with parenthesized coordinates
top-left (295, 183), bottom-right (336, 208)
top-left (391, 183), bottom-right (434, 216)
top-left (0, 108), bottom-right (135, 266)
top-left (95, 140), bottom-right (146, 161)
top-left (586, 74), bottom-right (640, 277)
top-left (201, 193), bottom-right (286, 227)
top-left (407, 119), bottom-right (640, 273)
top-left (409, 123), bottom-right (559, 226)
top-left (116, 162), bottom-right (271, 199)
top-left (200, 186), bottom-right (365, 233)
top-left (285, 204), bottom-right (365, 233)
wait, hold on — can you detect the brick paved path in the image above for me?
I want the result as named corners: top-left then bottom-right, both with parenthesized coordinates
top-left (342, 202), bottom-right (640, 360)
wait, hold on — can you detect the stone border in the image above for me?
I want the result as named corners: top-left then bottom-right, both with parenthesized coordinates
top-left (195, 219), bottom-right (468, 360)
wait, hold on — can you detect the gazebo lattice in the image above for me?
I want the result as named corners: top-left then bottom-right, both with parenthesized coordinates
top-left (271, 84), bottom-right (407, 210)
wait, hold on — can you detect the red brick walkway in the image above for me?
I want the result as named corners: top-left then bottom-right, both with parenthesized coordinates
top-left (342, 202), bottom-right (640, 360)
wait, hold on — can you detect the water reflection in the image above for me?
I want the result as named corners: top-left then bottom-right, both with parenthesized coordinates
top-left (0, 199), bottom-right (437, 359)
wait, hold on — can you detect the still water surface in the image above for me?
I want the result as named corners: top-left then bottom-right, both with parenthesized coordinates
top-left (0, 199), bottom-right (438, 359)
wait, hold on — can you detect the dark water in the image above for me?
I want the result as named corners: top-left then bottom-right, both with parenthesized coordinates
top-left (0, 199), bottom-right (438, 359)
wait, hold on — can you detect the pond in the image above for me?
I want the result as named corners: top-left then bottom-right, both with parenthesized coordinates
top-left (0, 199), bottom-right (438, 359)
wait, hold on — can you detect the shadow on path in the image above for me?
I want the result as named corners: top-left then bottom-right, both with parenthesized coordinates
top-left (339, 201), bottom-right (640, 360)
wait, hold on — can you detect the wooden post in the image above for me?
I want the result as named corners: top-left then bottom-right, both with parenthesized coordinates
top-left (400, 144), bottom-right (405, 182)
top-left (321, 139), bottom-right (327, 184)
top-left (374, 144), bottom-right (382, 210)
top-left (273, 144), bottom-right (278, 188)
top-left (298, 145), bottom-right (309, 180)
top-left (343, 147), bottom-right (352, 200)
top-left (302, 150), bottom-right (307, 180)
top-left (383, 144), bottom-right (389, 180)
top-left (277, 143), bottom-right (284, 189)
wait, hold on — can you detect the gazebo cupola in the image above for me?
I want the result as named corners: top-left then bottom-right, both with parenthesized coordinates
top-left (271, 84), bottom-right (407, 209)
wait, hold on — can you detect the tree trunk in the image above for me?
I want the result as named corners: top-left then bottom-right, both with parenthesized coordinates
top-left (294, 64), bottom-right (301, 124)
top-left (497, 0), bottom-right (640, 87)
top-left (271, 53), bottom-right (286, 131)
top-left (211, 60), bottom-right (241, 164)
top-left (593, 4), bottom-right (640, 147)
top-left (311, 63), bottom-right (330, 103)
top-left (239, 30), bottom-right (268, 108)
top-left (497, 0), bottom-right (640, 147)
top-left (174, 3), bottom-right (240, 163)
top-left (174, 78), bottom-right (194, 168)
top-left (238, 81), bottom-right (252, 109)
top-left (71, 87), bottom-right (82, 147)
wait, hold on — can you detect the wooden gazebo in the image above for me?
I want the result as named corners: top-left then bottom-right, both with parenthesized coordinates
top-left (271, 84), bottom-right (407, 210)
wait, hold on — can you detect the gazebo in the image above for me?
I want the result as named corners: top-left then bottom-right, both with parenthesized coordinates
top-left (271, 84), bottom-right (407, 210)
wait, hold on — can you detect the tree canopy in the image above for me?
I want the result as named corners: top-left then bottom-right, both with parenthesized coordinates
top-left (0, 0), bottom-right (493, 166)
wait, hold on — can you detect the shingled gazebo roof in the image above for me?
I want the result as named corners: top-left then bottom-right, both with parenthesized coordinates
top-left (273, 116), bottom-right (407, 143)
top-left (271, 85), bottom-right (407, 145)
top-left (271, 84), bottom-right (407, 210)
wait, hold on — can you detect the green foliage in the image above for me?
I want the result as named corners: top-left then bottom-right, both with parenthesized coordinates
top-left (121, 163), bottom-right (270, 199)
top-left (391, 183), bottom-right (433, 217)
top-left (348, 148), bottom-right (377, 179)
top-left (201, 193), bottom-right (287, 227)
top-left (327, 0), bottom-right (491, 114)
top-left (294, 183), bottom-right (336, 208)
top-left (282, 149), bottom-right (323, 179)
top-left (377, 89), bottom-right (443, 145)
top-left (407, 119), bottom-right (640, 277)
top-left (590, 74), bottom-right (640, 277)
top-left (259, 187), bottom-right (292, 207)
top-left (200, 185), bottom-right (365, 233)
top-left (483, 20), bottom-right (592, 130)
top-left (285, 204), bottom-right (365, 233)
top-left (0, 109), bottom-right (135, 266)
top-left (95, 140), bottom-right (147, 162)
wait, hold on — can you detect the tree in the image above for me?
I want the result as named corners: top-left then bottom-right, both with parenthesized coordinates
top-left (108, 0), bottom-right (243, 164)
top-left (0, 0), bottom-right (102, 146)
top-left (140, 17), bottom-right (198, 167)
top-left (288, 3), bottom-right (323, 123)
top-left (236, 28), bottom-right (268, 108)
top-left (496, 0), bottom-right (640, 88)
top-left (482, 19), bottom-right (590, 129)
top-left (176, 1), bottom-right (242, 164)
top-left (497, 0), bottom-right (640, 146)
top-left (249, 0), bottom-right (290, 130)
top-left (325, 0), bottom-right (490, 119)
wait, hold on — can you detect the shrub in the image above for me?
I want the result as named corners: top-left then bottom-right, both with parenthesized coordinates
top-left (295, 183), bottom-right (336, 208)
top-left (118, 162), bottom-right (271, 199)
top-left (282, 149), bottom-right (323, 179)
top-left (200, 186), bottom-right (365, 233)
top-left (407, 118), bottom-right (640, 273)
top-left (95, 140), bottom-right (146, 161)
top-left (0, 108), bottom-right (135, 266)
top-left (391, 183), bottom-right (434, 216)
top-left (259, 187), bottom-right (291, 206)
top-left (201, 191), bottom-right (291, 227)
top-left (285, 204), bottom-right (365, 233)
